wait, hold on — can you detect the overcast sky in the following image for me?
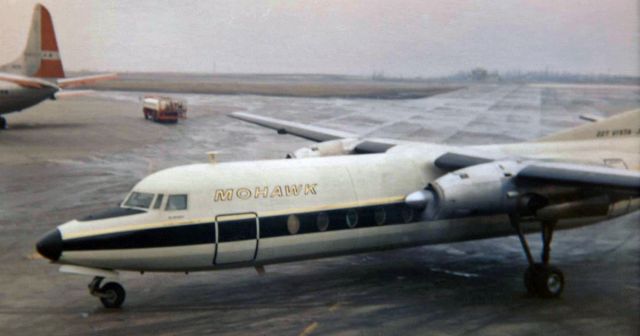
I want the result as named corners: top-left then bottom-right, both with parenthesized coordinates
top-left (0, 0), bottom-right (637, 77)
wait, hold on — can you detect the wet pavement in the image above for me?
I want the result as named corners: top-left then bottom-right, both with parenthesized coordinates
top-left (0, 84), bottom-right (638, 335)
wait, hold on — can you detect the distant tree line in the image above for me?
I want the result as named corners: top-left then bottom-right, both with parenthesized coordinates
top-left (443, 68), bottom-right (639, 85)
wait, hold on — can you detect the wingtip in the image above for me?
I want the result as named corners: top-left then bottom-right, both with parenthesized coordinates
top-left (228, 112), bottom-right (254, 121)
top-left (228, 111), bottom-right (244, 119)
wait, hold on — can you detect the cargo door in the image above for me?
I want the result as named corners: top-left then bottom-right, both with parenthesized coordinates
top-left (214, 213), bottom-right (259, 264)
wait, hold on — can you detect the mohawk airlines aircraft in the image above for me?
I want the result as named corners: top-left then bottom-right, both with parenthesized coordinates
top-left (36, 108), bottom-right (639, 308)
top-left (0, 4), bottom-right (116, 129)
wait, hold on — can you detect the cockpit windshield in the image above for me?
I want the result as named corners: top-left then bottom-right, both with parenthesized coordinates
top-left (123, 192), bottom-right (154, 209)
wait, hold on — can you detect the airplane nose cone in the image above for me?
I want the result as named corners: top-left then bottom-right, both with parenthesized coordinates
top-left (36, 229), bottom-right (62, 261)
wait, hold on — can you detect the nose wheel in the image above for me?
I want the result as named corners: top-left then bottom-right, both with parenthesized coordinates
top-left (510, 214), bottom-right (564, 298)
top-left (89, 277), bottom-right (126, 308)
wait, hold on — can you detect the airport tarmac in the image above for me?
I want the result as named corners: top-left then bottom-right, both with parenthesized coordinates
top-left (0, 83), bottom-right (638, 335)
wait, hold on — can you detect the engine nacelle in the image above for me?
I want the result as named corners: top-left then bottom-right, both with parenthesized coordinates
top-left (406, 160), bottom-right (635, 221)
top-left (407, 161), bottom-right (541, 219)
top-left (431, 161), bottom-right (522, 218)
top-left (286, 138), bottom-right (359, 159)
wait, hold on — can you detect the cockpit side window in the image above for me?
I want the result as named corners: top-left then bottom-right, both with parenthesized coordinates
top-left (166, 194), bottom-right (188, 211)
top-left (124, 192), bottom-right (154, 209)
top-left (153, 194), bottom-right (164, 209)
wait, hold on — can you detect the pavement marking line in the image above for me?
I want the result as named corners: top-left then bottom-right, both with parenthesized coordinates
top-left (329, 303), bottom-right (341, 312)
top-left (298, 322), bottom-right (318, 336)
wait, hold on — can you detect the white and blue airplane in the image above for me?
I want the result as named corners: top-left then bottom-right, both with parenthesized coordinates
top-left (36, 108), bottom-right (639, 308)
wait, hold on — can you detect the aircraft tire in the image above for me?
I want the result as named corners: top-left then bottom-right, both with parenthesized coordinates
top-left (99, 282), bottom-right (126, 308)
top-left (525, 264), bottom-right (564, 298)
top-left (0, 117), bottom-right (6, 129)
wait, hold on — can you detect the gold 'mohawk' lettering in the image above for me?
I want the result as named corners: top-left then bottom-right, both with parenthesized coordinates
top-left (254, 186), bottom-right (269, 199)
top-left (285, 184), bottom-right (302, 196)
top-left (214, 183), bottom-right (318, 202)
top-left (270, 185), bottom-right (283, 198)
top-left (214, 189), bottom-right (233, 202)
top-left (236, 187), bottom-right (252, 200)
top-left (304, 183), bottom-right (318, 195)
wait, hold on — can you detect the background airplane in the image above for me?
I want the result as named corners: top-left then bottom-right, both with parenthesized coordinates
top-left (0, 3), bottom-right (116, 130)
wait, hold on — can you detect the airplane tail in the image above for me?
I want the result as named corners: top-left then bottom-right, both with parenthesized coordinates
top-left (0, 4), bottom-right (65, 78)
top-left (536, 109), bottom-right (640, 142)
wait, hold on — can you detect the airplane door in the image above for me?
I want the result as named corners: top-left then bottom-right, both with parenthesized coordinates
top-left (214, 213), bottom-right (259, 264)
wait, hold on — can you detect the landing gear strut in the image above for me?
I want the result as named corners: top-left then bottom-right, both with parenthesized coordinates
top-left (510, 214), bottom-right (564, 298)
top-left (0, 117), bottom-right (6, 130)
top-left (89, 276), bottom-right (126, 308)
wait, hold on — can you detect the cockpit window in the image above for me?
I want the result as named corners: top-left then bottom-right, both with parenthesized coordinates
top-left (124, 192), bottom-right (154, 209)
top-left (166, 194), bottom-right (188, 211)
top-left (153, 194), bottom-right (164, 209)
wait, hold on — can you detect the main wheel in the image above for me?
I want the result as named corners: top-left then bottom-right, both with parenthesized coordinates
top-left (99, 282), bottom-right (126, 308)
top-left (535, 266), bottom-right (564, 298)
top-left (0, 117), bottom-right (6, 129)
top-left (524, 264), bottom-right (564, 298)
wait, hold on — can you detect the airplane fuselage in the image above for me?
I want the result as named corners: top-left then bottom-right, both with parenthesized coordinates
top-left (38, 141), bottom-right (640, 272)
top-left (0, 80), bottom-right (57, 115)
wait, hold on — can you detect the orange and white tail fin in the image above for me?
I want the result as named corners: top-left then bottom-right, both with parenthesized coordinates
top-left (0, 4), bottom-right (65, 78)
top-left (536, 108), bottom-right (640, 142)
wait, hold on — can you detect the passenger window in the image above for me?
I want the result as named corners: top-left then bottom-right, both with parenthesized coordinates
top-left (166, 194), bottom-right (187, 211)
top-left (153, 194), bottom-right (164, 209)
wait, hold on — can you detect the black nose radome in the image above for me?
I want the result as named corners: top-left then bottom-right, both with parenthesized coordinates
top-left (36, 229), bottom-right (62, 261)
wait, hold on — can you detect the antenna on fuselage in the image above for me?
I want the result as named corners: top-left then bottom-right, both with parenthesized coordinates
top-left (207, 151), bottom-right (220, 164)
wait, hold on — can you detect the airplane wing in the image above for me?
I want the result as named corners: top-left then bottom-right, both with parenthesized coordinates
top-left (230, 112), bottom-right (399, 153)
top-left (0, 73), bottom-right (58, 89)
top-left (230, 112), bottom-right (355, 141)
top-left (517, 161), bottom-right (640, 191)
top-left (57, 73), bottom-right (118, 89)
top-left (54, 90), bottom-right (95, 99)
top-left (230, 112), bottom-right (640, 190)
top-left (433, 151), bottom-right (640, 190)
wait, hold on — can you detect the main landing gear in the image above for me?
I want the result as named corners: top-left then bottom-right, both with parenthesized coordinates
top-left (510, 214), bottom-right (564, 298)
top-left (89, 276), bottom-right (126, 308)
top-left (0, 117), bottom-right (7, 130)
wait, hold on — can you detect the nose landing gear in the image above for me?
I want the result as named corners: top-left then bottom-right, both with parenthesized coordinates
top-left (89, 276), bottom-right (126, 308)
top-left (510, 214), bottom-right (564, 298)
